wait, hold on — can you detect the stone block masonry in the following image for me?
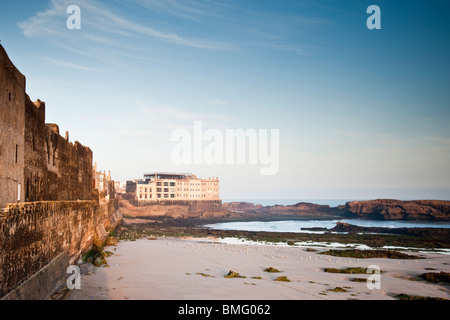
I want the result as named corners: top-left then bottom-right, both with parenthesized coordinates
top-left (2, 252), bottom-right (70, 300)
top-left (130, 200), bottom-right (223, 218)
top-left (1, 43), bottom-right (93, 208)
top-left (24, 98), bottom-right (93, 203)
top-left (0, 44), bottom-right (26, 207)
top-left (0, 44), bottom-right (121, 299)
top-left (0, 199), bottom-right (121, 299)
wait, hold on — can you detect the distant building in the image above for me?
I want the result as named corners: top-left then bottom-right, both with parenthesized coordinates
top-left (92, 162), bottom-right (115, 200)
top-left (126, 180), bottom-right (140, 193)
top-left (114, 181), bottom-right (126, 194)
top-left (135, 172), bottom-right (220, 202)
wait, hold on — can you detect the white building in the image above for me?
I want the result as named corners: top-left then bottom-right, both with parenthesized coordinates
top-left (136, 172), bottom-right (220, 202)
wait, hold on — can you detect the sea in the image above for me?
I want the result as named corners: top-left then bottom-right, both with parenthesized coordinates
top-left (222, 198), bottom-right (353, 207)
top-left (211, 198), bottom-right (450, 233)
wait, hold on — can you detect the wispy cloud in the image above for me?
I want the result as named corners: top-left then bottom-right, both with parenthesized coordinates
top-left (133, 98), bottom-right (231, 127)
top-left (18, 0), bottom-right (232, 50)
top-left (43, 57), bottom-right (108, 72)
top-left (17, 0), bottom-right (328, 57)
top-left (129, 0), bottom-right (230, 21)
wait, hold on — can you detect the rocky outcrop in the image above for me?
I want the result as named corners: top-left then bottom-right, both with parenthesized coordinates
top-left (222, 201), bottom-right (346, 219)
top-left (221, 202), bottom-right (263, 213)
top-left (331, 221), bottom-right (450, 238)
top-left (342, 199), bottom-right (450, 221)
top-left (121, 199), bottom-right (450, 221)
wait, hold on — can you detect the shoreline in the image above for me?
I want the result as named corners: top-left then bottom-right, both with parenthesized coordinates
top-left (64, 236), bottom-right (450, 300)
top-left (118, 217), bottom-right (450, 251)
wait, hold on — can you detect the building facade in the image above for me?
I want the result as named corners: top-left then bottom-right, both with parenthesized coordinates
top-left (135, 173), bottom-right (220, 202)
top-left (93, 162), bottom-right (116, 200)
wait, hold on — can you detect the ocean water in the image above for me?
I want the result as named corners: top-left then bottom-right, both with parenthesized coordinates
top-left (222, 199), bottom-right (354, 207)
top-left (216, 198), bottom-right (450, 234)
top-left (204, 219), bottom-right (450, 234)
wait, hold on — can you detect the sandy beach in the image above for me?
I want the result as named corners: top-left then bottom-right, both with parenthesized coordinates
top-left (63, 237), bottom-right (450, 300)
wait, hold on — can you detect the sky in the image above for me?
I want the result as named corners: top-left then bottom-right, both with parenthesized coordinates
top-left (1, 0), bottom-right (449, 201)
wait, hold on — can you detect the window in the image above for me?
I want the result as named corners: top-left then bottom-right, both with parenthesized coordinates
top-left (164, 194), bottom-right (168, 198)
top-left (170, 182), bottom-right (175, 186)
top-left (164, 188), bottom-right (169, 193)
top-left (157, 193), bottom-right (161, 198)
top-left (164, 182), bottom-right (168, 186)
top-left (157, 188), bottom-right (162, 192)
top-left (15, 144), bottom-right (18, 164)
top-left (157, 182), bottom-right (162, 186)
top-left (170, 194), bottom-right (175, 198)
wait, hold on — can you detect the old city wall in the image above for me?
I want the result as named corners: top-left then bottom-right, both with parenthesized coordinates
top-left (0, 45), bottom-right (26, 208)
top-left (0, 44), bottom-right (121, 299)
top-left (1, 44), bottom-right (93, 208)
top-left (0, 198), bottom-right (120, 299)
top-left (24, 97), bottom-right (93, 202)
top-left (127, 200), bottom-right (224, 218)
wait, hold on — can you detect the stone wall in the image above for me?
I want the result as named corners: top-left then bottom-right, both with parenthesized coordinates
top-left (0, 45), bottom-right (26, 208)
top-left (24, 98), bottom-right (93, 203)
top-left (124, 200), bottom-right (223, 218)
top-left (0, 199), bottom-right (120, 299)
top-left (1, 44), bottom-right (93, 208)
top-left (0, 44), bottom-right (120, 300)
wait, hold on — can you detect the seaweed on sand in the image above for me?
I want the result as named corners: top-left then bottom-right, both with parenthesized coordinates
top-left (420, 271), bottom-right (450, 284)
top-left (323, 267), bottom-right (369, 274)
top-left (320, 249), bottom-right (421, 260)
top-left (274, 276), bottom-right (290, 282)
top-left (225, 270), bottom-right (246, 278)
top-left (264, 267), bottom-right (281, 273)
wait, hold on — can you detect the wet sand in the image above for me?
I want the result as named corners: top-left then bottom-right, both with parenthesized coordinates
top-left (64, 238), bottom-right (450, 300)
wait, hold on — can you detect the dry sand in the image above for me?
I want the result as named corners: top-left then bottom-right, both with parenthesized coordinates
top-left (64, 237), bottom-right (450, 300)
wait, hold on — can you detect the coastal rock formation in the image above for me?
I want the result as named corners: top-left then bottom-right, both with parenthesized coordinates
top-left (331, 221), bottom-right (450, 238)
top-left (221, 202), bottom-right (263, 212)
top-left (222, 201), bottom-right (345, 219)
top-left (120, 200), bottom-right (348, 220)
top-left (342, 199), bottom-right (450, 221)
top-left (120, 199), bottom-right (450, 221)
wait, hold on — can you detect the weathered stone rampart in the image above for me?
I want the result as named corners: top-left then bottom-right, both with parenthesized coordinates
top-left (1, 44), bottom-right (93, 208)
top-left (24, 98), bottom-right (93, 203)
top-left (0, 44), bottom-right (26, 207)
top-left (0, 198), bottom-right (120, 299)
top-left (0, 44), bottom-right (121, 299)
top-left (129, 200), bottom-right (223, 218)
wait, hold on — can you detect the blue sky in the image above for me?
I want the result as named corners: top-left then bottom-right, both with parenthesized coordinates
top-left (1, 0), bottom-right (449, 200)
